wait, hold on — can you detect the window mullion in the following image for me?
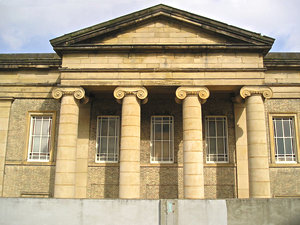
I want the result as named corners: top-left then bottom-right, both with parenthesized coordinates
top-left (169, 118), bottom-right (171, 162)
top-left (107, 118), bottom-right (110, 161)
top-left (99, 117), bottom-right (102, 162)
top-left (215, 118), bottom-right (218, 162)
top-left (282, 119), bottom-right (287, 162)
top-left (38, 117), bottom-right (44, 161)
top-left (223, 118), bottom-right (226, 161)
top-left (161, 120), bottom-right (163, 162)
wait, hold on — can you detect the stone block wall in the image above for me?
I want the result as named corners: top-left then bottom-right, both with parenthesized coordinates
top-left (3, 99), bottom-right (59, 197)
top-left (203, 93), bottom-right (237, 198)
top-left (87, 94), bottom-right (121, 198)
top-left (62, 52), bottom-right (263, 70)
top-left (86, 91), bottom-right (236, 199)
top-left (265, 98), bottom-right (300, 197)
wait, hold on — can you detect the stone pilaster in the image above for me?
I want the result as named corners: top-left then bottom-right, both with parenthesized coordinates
top-left (114, 87), bottom-right (148, 199)
top-left (240, 86), bottom-right (272, 198)
top-left (75, 102), bottom-right (91, 198)
top-left (52, 87), bottom-right (87, 198)
top-left (176, 86), bottom-right (210, 199)
top-left (0, 98), bottom-right (13, 197)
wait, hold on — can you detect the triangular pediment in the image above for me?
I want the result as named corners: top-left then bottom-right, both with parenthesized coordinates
top-left (85, 18), bottom-right (238, 45)
top-left (50, 4), bottom-right (274, 54)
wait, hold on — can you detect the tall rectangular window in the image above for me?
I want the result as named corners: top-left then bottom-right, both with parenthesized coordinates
top-left (96, 116), bottom-right (120, 162)
top-left (27, 115), bottom-right (53, 162)
top-left (272, 117), bottom-right (297, 163)
top-left (151, 116), bottom-right (174, 163)
top-left (205, 116), bottom-right (228, 163)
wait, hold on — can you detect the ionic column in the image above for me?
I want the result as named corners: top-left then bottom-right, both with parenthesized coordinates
top-left (52, 87), bottom-right (88, 198)
top-left (240, 86), bottom-right (272, 198)
top-left (114, 87), bottom-right (148, 199)
top-left (176, 86), bottom-right (210, 199)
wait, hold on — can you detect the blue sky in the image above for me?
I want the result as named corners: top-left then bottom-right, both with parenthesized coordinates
top-left (0, 0), bottom-right (299, 53)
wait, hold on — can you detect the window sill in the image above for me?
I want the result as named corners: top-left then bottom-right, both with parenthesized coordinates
top-left (269, 163), bottom-right (300, 168)
top-left (204, 163), bottom-right (235, 167)
top-left (5, 161), bottom-right (55, 166)
top-left (141, 163), bottom-right (180, 167)
top-left (89, 162), bottom-right (119, 167)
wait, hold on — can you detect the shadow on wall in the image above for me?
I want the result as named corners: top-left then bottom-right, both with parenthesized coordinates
top-left (141, 93), bottom-right (181, 199)
top-left (203, 93), bottom-right (236, 199)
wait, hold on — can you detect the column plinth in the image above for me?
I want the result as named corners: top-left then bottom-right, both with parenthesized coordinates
top-left (240, 86), bottom-right (272, 198)
top-left (114, 87), bottom-right (148, 199)
top-left (176, 86), bottom-right (209, 199)
top-left (52, 87), bottom-right (87, 198)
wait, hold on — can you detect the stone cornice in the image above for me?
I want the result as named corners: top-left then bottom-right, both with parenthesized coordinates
top-left (0, 53), bottom-right (61, 70)
top-left (175, 86), bottom-right (210, 103)
top-left (52, 87), bottom-right (89, 103)
top-left (60, 67), bottom-right (266, 73)
top-left (0, 97), bottom-right (14, 102)
top-left (113, 87), bottom-right (148, 104)
top-left (240, 86), bottom-right (273, 99)
top-left (53, 44), bottom-right (271, 55)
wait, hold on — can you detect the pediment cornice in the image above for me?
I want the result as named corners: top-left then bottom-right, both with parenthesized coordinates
top-left (50, 4), bottom-right (274, 55)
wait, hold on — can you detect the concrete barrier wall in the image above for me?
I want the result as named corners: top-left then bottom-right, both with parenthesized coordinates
top-left (0, 198), bottom-right (300, 225)
top-left (0, 198), bottom-right (159, 225)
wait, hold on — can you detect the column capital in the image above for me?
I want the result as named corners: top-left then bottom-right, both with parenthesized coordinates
top-left (113, 87), bottom-right (148, 103)
top-left (240, 86), bottom-right (273, 99)
top-left (52, 87), bottom-right (89, 104)
top-left (175, 86), bottom-right (210, 103)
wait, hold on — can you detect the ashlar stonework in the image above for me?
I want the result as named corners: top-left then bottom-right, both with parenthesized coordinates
top-left (0, 4), bottom-right (300, 199)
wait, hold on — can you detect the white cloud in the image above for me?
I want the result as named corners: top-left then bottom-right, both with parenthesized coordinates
top-left (0, 0), bottom-right (299, 52)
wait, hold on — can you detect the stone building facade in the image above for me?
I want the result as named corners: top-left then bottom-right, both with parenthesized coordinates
top-left (0, 5), bottom-right (299, 199)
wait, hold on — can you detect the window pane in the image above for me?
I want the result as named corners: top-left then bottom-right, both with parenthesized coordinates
top-left (217, 137), bottom-right (224, 154)
top-left (33, 118), bottom-right (42, 135)
top-left (32, 136), bottom-right (40, 153)
top-left (284, 138), bottom-right (293, 155)
top-left (154, 141), bottom-right (162, 160)
top-left (108, 119), bottom-right (116, 136)
top-left (274, 119), bottom-right (283, 137)
top-left (216, 120), bottom-right (224, 137)
top-left (208, 120), bottom-right (216, 136)
top-left (276, 138), bottom-right (284, 155)
top-left (273, 117), bottom-right (297, 163)
top-left (108, 137), bottom-right (115, 154)
top-left (154, 124), bottom-right (161, 140)
top-left (151, 116), bottom-right (174, 162)
top-left (100, 137), bottom-right (107, 154)
top-left (283, 119), bottom-right (291, 137)
top-left (40, 137), bottom-right (49, 153)
top-left (96, 116), bottom-right (119, 162)
top-left (28, 115), bottom-right (52, 162)
top-left (163, 124), bottom-right (170, 140)
top-left (206, 117), bottom-right (228, 162)
top-left (163, 141), bottom-right (170, 160)
top-left (42, 119), bottom-right (50, 135)
top-left (209, 138), bottom-right (216, 154)
top-left (101, 119), bottom-right (108, 136)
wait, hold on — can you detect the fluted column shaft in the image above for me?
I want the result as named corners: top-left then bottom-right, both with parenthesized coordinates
top-left (114, 87), bottom-right (148, 199)
top-left (176, 86), bottom-right (209, 199)
top-left (241, 86), bottom-right (272, 198)
top-left (52, 87), bottom-right (87, 198)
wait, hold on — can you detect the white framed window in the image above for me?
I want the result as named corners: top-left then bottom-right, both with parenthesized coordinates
top-left (27, 115), bottom-right (53, 162)
top-left (96, 116), bottom-right (120, 162)
top-left (272, 117), bottom-right (298, 163)
top-left (151, 116), bottom-right (174, 163)
top-left (205, 116), bottom-right (228, 163)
